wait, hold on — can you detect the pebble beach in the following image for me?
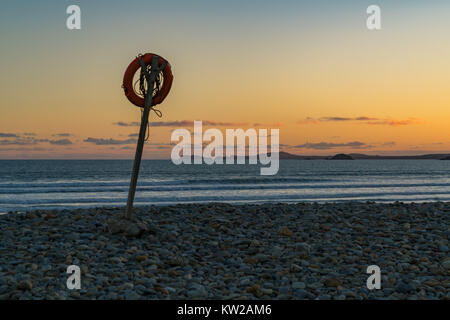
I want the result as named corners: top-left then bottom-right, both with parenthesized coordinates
top-left (0, 202), bottom-right (449, 300)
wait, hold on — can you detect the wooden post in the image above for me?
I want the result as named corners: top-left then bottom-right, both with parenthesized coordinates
top-left (125, 55), bottom-right (159, 220)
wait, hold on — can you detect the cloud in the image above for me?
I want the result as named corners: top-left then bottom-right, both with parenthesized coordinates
top-left (365, 118), bottom-right (420, 126)
top-left (293, 141), bottom-right (372, 150)
top-left (128, 133), bottom-right (139, 137)
top-left (297, 117), bottom-right (320, 125)
top-left (382, 141), bottom-right (396, 147)
top-left (49, 139), bottom-right (73, 145)
top-left (253, 122), bottom-right (283, 127)
top-left (202, 121), bottom-right (248, 127)
top-left (121, 141), bottom-right (171, 150)
top-left (354, 116), bottom-right (378, 121)
top-left (410, 142), bottom-right (445, 147)
top-left (84, 137), bottom-right (137, 145)
top-left (319, 116), bottom-right (379, 122)
top-left (23, 133), bottom-right (36, 136)
top-left (155, 145), bottom-right (171, 150)
top-left (113, 120), bottom-right (249, 127)
top-left (0, 140), bottom-right (24, 145)
top-left (0, 139), bottom-right (39, 145)
top-left (298, 116), bottom-right (419, 126)
top-left (0, 133), bottom-right (19, 138)
top-left (0, 137), bottom-right (73, 146)
top-left (113, 121), bottom-right (141, 127)
top-left (0, 147), bottom-right (49, 152)
top-left (52, 133), bottom-right (72, 137)
top-left (320, 117), bottom-right (353, 121)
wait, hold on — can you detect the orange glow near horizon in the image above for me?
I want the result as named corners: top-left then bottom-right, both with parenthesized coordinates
top-left (0, 2), bottom-right (449, 159)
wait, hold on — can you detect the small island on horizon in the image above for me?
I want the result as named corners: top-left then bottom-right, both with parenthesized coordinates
top-left (275, 151), bottom-right (450, 160)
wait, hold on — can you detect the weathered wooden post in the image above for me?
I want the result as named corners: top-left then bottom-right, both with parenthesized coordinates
top-left (121, 53), bottom-right (173, 220)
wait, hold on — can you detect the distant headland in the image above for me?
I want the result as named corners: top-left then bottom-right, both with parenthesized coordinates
top-left (276, 152), bottom-right (450, 160)
top-left (189, 151), bottom-right (450, 162)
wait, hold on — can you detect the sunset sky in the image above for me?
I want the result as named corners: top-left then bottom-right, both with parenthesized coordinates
top-left (1, 0), bottom-right (449, 159)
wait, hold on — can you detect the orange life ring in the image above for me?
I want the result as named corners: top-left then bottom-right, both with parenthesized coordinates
top-left (122, 53), bottom-right (173, 107)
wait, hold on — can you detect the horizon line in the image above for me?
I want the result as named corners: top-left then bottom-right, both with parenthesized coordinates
top-left (1, 151), bottom-right (450, 161)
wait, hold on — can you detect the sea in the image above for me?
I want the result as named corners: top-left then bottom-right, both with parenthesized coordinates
top-left (0, 160), bottom-right (449, 213)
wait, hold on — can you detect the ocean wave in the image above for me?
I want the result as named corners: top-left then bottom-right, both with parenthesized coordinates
top-left (1, 189), bottom-right (449, 206)
top-left (0, 181), bottom-right (449, 195)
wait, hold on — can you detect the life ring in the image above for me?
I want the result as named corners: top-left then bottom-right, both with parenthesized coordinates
top-left (122, 53), bottom-right (173, 107)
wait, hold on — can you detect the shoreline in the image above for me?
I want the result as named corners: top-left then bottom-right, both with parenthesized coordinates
top-left (4, 199), bottom-right (450, 216)
top-left (0, 202), bottom-right (449, 300)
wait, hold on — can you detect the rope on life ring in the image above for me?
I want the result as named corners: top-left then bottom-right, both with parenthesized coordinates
top-left (122, 53), bottom-right (173, 108)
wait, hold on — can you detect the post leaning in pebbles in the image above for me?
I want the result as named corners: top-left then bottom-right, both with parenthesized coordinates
top-left (125, 56), bottom-right (159, 220)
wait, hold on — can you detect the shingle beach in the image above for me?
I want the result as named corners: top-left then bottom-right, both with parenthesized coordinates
top-left (0, 202), bottom-right (448, 300)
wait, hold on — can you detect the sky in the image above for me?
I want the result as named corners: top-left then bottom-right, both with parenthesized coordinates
top-left (0, 0), bottom-right (450, 159)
